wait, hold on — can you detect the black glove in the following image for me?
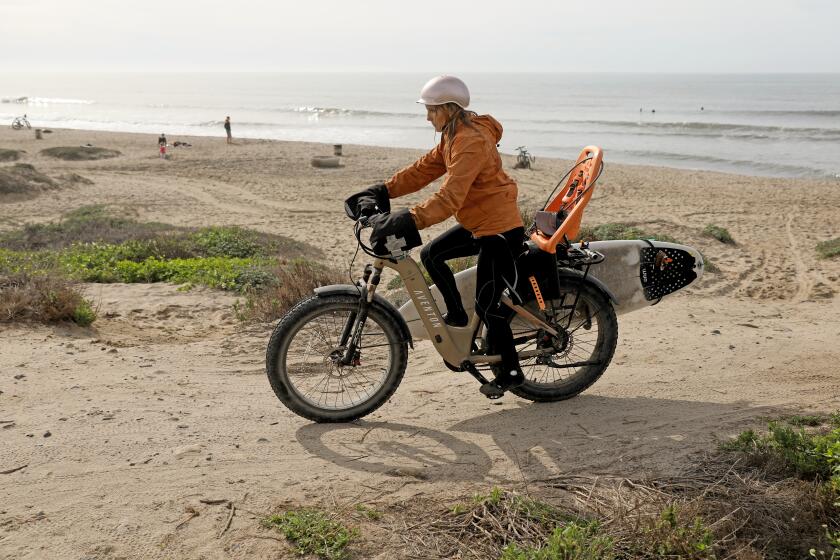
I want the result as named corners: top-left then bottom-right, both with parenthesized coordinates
top-left (344, 183), bottom-right (391, 220)
top-left (369, 209), bottom-right (422, 256)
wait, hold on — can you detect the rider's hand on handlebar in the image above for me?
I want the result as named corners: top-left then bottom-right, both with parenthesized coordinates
top-left (356, 196), bottom-right (381, 218)
top-left (344, 183), bottom-right (391, 221)
top-left (368, 209), bottom-right (422, 253)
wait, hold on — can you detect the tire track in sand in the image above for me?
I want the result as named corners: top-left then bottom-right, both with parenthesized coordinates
top-left (785, 210), bottom-right (834, 302)
top-left (708, 250), bottom-right (766, 297)
top-left (175, 175), bottom-right (331, 217)
top-left (167, 176), bottom-right (353, 261)
top-left (172, 177), bottom-right (267, 219)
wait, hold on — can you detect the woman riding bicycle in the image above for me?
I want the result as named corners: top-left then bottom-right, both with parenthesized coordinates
top-left (347, 75), bottom-right (525, 394)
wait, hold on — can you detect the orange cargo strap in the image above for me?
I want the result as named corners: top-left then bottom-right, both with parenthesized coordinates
top-left (529, 276), bottom-right (546, 311)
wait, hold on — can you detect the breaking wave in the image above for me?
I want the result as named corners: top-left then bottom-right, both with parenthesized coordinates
top-left (1, 96), bottom-right (95, 105)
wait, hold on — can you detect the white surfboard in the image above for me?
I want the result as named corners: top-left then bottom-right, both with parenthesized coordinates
top-left (398, 240), bottom-right (704, 340)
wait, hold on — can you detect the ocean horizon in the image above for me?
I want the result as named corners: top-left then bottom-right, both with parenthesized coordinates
top-left (2, 72), bottom-right (839, 179)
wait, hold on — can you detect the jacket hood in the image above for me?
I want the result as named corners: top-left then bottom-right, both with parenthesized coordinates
top-left (471, 114), bottom-right (503, 143)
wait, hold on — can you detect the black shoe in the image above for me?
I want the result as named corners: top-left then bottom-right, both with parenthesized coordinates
top-left (480, 382), bottom-right (506, 399)
top-left (443, 310), bottom-right (468, 327)
top-left (479, 366), bottom-right (525, 399)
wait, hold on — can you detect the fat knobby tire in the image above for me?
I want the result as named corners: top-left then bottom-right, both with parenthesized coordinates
top-left (265, 294), bottom-right (408, 423)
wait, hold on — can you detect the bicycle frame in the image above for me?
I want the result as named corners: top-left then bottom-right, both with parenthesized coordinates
top-left (337, 145), bottom-right (606, 387)
top-left (354, 254), bottom-right (561, 371)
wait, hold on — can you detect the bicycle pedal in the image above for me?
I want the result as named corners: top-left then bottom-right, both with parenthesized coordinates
top-left (479, 383), bottom-right (505, 399)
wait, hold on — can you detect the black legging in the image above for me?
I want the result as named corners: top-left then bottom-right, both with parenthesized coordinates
top-left (420, 225), bottom-right (525, 373)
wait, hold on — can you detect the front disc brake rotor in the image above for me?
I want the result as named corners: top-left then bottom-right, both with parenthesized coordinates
top-left (326, 347), bottom-right (360, 371)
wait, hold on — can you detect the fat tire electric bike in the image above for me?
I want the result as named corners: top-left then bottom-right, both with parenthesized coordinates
top-left (266, 147), bottom-right (615, 423)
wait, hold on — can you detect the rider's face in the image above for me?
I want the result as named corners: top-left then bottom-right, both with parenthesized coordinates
top-left (425, 105), bottom-right (449, 132)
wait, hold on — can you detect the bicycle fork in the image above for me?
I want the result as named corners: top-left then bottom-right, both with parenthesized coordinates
top-left (338, 263), bottom-right (381, 366)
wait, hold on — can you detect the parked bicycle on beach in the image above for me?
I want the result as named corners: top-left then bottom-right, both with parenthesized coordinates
top-left (10, 114), bottom-right (31, 130)
top-left (514, 146), bottom-right (535, 169)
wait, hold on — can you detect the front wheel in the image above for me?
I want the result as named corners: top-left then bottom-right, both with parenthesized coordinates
top-left (510, 280), bottom-right (618, 402)
top-left (266, 293), bottom-right (408, 422)
top-left (11, 120), bottom-right (21, 130)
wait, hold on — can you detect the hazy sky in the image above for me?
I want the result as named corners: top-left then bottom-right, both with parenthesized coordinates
top-left (2, 0), bottom-right (837, 72)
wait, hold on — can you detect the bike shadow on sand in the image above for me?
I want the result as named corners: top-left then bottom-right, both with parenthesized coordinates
top-left (297, 395), bottom-right (792, 484)
top-left (296, 420), bottom-right (494, 482)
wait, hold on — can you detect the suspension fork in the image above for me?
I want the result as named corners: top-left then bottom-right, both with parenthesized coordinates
top-left (337, 264), bottom-right (371, 347)
top-left (339, 263), bottom-right (382, 365)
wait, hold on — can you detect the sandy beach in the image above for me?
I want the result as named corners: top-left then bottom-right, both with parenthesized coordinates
top-left (2, 127), bottom-right (840, 558)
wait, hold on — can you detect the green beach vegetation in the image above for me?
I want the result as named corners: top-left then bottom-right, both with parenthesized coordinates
top-left (816, 238), bottom-right (840, 260)
top-left (263, 509), bottom-right (358, 560)
top-left (0, 205), bottom-right (340, 326)
top-left (702, 224), bottom-right (736, 245)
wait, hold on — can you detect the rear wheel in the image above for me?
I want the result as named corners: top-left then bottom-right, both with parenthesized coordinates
top-left (510, 280), bottom-right (618, 402)
top-left (266, 294), bottom-right (408, 422)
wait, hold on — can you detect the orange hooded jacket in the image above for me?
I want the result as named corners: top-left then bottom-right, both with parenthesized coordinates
top-left (384, 114), bottom-right (523, 238)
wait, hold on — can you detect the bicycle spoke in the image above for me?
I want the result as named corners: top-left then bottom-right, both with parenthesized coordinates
top-left (507, 290), bottom-right (608, 386)
top-left (283, 304), bottom-right (392, 411)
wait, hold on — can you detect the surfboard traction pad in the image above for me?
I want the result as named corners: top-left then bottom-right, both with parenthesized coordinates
top-left (640, 246), bottom-right (698, 301)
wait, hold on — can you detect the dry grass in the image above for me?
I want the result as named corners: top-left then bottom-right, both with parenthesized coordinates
top-left (388, 454), bottom-right (837, 559)
top-left (390, 489), bottom-right (577, 559)
top-left (40, 146), bottom-right (121, 161)
top-left (236, 259), bottom-right (345, 322)
top-left (0, 272), bottom-right (95, 326)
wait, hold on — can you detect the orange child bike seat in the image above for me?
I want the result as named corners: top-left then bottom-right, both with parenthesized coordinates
top-left (529, 145), bottom-right (603, 254)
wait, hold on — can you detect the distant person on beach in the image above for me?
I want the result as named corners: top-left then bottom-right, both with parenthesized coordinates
top-left (224, 116), bottom-right (232, 144)
top-left (158, 133), bottom-right (167, 159)
top-left (344, 75), bottom-right (525, 397)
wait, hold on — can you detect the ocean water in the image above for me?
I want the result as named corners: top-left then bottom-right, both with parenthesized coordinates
top-left (2, 72), bottom-right (839, 179)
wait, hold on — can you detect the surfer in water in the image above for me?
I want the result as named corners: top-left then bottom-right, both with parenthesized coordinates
top-left (345, 75), bottom-right (525, 395)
